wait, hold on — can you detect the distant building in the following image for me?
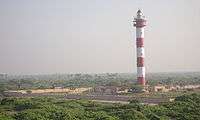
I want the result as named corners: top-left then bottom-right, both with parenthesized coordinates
top-left (93, 86), bottom-right (118, 95)
top-left (153, 85), bottom-right (170, 92)
top-left (116, 87), bottom-right (129, 94)
top-left (93, 86), bottom-right (129, 95)
top-left (152, 84), bottom-right (200, 92)
top-left (182, 85), bottom-right (200, 90)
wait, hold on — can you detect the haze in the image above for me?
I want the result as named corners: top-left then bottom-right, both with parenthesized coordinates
top-left (0, 0), bottom-right (200, 74)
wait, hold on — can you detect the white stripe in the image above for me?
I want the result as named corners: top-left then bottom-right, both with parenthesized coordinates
top-left (136, 28), bottom-right (144, 38)
top-left (137, 67), bottom-right (145, 77)
top-left (137, 47), bottom-right (145, 57)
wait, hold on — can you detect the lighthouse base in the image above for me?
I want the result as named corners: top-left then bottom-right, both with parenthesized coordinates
top-left (137, 77), bottom-right (145, 86)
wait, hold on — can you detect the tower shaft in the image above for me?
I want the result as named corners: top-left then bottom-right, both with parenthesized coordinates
top-left (133, 10), bottom-right (146, 86)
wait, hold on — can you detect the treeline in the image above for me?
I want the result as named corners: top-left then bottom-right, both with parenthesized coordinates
top-left (1, 72), bottom-right (200, 91)
top-left (0, 93), bottom-right (200, 120)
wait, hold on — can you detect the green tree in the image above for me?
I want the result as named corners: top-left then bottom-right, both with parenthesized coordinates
top-left (0, 113), bottom-right (14, 120)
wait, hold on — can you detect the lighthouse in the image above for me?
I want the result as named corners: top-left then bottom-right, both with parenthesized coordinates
top-left (133, 10), bottom-right (147, 86)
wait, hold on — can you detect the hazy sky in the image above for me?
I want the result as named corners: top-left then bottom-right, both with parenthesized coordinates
top-left (0, 0), bottom-right (200, 74)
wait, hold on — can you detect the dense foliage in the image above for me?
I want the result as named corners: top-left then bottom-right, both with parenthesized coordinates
top-left (0, 72), bottom-right (200, 91)
top-left (0, 93), bottom-right (200, 120)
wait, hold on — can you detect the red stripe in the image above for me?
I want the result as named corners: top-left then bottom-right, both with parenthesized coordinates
top-left (137, 57), bottom-right (144, 67)
top-left (137, 77), bottom-right (145, 86)
top-left (134, 20), bottom-right (146, 28)
top-left (136, 38), bottom-right (144, 47)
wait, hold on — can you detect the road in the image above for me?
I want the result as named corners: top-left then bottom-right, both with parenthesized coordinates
top-left (64, 94), bottom-right (169, 104)
top-left (4, 92), bottom-right (170, 104)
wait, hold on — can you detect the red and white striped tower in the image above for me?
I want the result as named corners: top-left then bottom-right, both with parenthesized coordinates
top-left (133, 10), bottom-right (147, 86)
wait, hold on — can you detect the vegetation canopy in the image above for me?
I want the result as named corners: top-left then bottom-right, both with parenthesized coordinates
top-left (0, 93), bottom-right (199, 120)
